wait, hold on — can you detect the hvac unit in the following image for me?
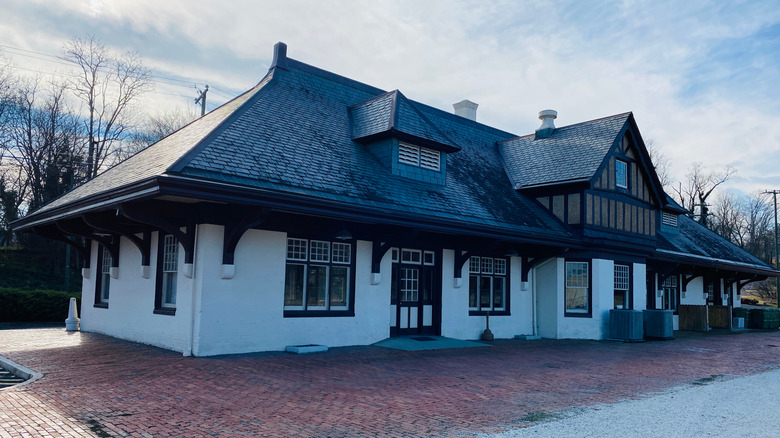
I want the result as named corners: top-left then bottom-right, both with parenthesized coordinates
top-left (609, 310), bottom-right (644, 341)
top-left (643, 309), bottom-right (674, 339)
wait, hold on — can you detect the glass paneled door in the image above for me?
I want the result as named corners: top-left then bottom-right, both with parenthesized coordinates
top-left (390, 248), bottom-right (441, 336)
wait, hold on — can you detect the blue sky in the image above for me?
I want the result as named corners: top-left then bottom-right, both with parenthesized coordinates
top-left (2, 0), bottom-right (779, 195)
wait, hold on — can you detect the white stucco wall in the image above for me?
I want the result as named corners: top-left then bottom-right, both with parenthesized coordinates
top-left (80, 233), bottom-right (192, 353)
top-left (535, 258), bottom-right (559, 339)
top-left (440, 254), bottom-right (532, 340)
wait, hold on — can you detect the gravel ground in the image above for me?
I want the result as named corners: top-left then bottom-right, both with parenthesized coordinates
top-left (484, 369), bottom-right (780, 437)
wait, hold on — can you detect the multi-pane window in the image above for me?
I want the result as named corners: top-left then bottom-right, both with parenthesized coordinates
top-left (565, 261), bottom-right (589, 314)
top-left (662, 275), bottom-right (678, 312)
top-left (468, 256), bottom-right (507, 313)
top-left (161, 235), bottom-right (178, 308)
top-left (284, 238), bottom-right (351, 312)
top-left (98, 246), bottom-right (112, 304)
top-left (613, 264), bottom-right (630, 309)
top-left (615, 160), bottom-right (628, 188)
top-left (391, 248), bottom-right (434, 305)
top-left (398, 142), bottom-right (441, 171)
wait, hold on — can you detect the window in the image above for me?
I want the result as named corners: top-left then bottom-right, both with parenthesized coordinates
top-left (613, 264), bottom-right (631, 309)
top-left (662, 212), bottom-right (678, 227)
top-left (284, 238), bottom-right (353, 315)
top-left (94, 245), bottom-right (112, 308)
top-left (398, 142), bottom-right (441, 171)
top-left (390, 248), bottom-right (435, 306)
top-left (615, 160), bottom-right (628, 188)
top-left (468, 256), bottom-right (509, 314)
top-left (155, 234), bottom-right (179, 315)
top-left (662, 275), bottom-right (678, 312)
top-left (565, 261), bottom-right (590, 316)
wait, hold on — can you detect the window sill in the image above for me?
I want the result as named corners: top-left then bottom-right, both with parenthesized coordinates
top-left (284, 310), bottom-right (354, 318)
top-left (93, 303), bottom-right (108, 309)
top-left (154, 307), bottom-right (176, 316)
top-left (564, 311), bottom-right (592, 318)
top-left (468, 310), bottom-right (510, 317)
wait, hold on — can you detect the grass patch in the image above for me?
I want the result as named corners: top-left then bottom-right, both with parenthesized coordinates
top-left (516, 411), bottom-right (562, 424)
top-left (692, 374), bottom-right (723, 386)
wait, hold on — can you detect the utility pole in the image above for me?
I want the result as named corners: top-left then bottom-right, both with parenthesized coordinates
top-left (765, 189), bottom-right (780, 308)
top-left (195, 85), bottom-right (209, 116)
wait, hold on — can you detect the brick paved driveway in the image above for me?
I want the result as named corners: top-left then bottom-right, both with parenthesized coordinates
top-left (1, 328), bottom-right (779, 437)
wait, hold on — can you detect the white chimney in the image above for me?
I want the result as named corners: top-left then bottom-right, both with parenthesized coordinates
top-left (535, 109), bottom-right (557, 139)
top-left (453, 99), bottom-right (478, 122)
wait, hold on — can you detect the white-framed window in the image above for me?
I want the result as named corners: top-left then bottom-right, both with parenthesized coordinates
top-left (468, 256), bottom-right (508, 313)
top-left (662, 212), bottom-right (678, 227)
top-left (615, 160), bottom-right (628, 189)
top-left (284, 238), bottom-right (351, 312)
top-left (423, 250), bottom-right (435, 266)
top-left (613, 263), bottom-right (630, 309)
top-left (565, 261), bottom-right (590, 315)
top-left (398, 142), bottom-right (441, 171)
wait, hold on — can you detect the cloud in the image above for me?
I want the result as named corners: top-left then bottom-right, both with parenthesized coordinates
top-left (4, 0), bottom-right (780, 194)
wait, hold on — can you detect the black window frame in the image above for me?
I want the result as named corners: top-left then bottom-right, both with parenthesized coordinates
top-left (94, 244), bottom-right (111, 309)
top-left (154, 232), bottom-right (179, 316)
top-left (662, 274), bottom-right (680, 314)
top-left (564, 259), bottom-right (592, 318)
top-left (467, 256), bottom-right (510, 316)
top-left (283, 237), bottom-right (356, 318)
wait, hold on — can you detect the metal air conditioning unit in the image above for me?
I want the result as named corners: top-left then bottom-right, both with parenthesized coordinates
top-left (609, 310), bottom-right (644, 341)
top-left (643, 309), bottom-right (674, 339)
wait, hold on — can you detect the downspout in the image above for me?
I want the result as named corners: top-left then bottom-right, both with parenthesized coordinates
top-left (185, 225), bottom-right (199, 356)
top-left (532, 268), bottom-right (538, 337)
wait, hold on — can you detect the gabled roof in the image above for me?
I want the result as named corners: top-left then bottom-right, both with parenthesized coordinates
top-left (350, 90), bottom-right (460, 152)
top-left (499, 113), bottom-right (631, 189)
top-left (656, 214), bottom-right (775, 275)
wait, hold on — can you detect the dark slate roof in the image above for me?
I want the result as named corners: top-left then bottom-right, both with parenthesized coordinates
top-left (499, 113), bottom-right (630, 188)
top-left (174, 59), bottom-right (567, 238)
top-left (657, 214), bottom-right (772, 271)
top-left (350, 90), bottom-right (460, 151)
top-left (29, 77), bottom-right (271, 216)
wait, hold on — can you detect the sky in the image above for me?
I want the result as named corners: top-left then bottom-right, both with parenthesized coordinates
top-left (2, 0), bottom-right (780, 196)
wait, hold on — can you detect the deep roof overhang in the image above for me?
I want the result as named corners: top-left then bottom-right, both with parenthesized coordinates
top-left (14, 173), bottom-right (580, 250)
top-left (653, 248), bottom-right (780, 277)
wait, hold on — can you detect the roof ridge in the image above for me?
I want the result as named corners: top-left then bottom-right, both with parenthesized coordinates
top-left (285, 58), bottom-right (386, 96)
top-left (506, 111), bottom-right (633, 141)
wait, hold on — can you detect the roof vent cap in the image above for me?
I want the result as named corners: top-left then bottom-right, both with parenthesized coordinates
top-left (535, 109), bottom-right (557, 139)
top-left (453, 99), bottom-right (478, 122)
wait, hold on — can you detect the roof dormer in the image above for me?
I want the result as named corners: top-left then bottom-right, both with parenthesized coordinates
top-left (350, 90), bottom-right (457, 184)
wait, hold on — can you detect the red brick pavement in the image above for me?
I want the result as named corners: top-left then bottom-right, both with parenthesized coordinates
top-left (1, 328), bottom-right (779, 437)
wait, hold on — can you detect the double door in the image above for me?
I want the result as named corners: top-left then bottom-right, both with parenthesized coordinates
top-left (390, 248), bottom-right (441, 336)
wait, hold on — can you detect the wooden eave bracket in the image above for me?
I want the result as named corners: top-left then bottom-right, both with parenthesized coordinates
top-left (34, 225), bottom-right (92, 271)
top-left (120, 204), bottom-right (197, 278)
top-left (681, 273), bottom-right (702, 292)
top-left (56, 220), bottom-right (120, 268)
top-left (82, 214), bottom-right (153, 277)
top-left (371, 241), bottom-right (393, 285)
top-left (221, 208), bottom-right (269, 279)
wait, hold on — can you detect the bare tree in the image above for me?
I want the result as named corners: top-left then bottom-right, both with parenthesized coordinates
top-left (62, 35), bottom-right (152, 179)
top-left (119, 107), bottom-right (197, 160)
top-left (645, 139), bottom-right (673, 190)
top-left (4, 77), bottom-right (83, 211)
top-left (671, 162), bottom-right (736, 227)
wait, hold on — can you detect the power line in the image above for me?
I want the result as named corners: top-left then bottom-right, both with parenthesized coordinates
top-left (1, 43), bottom-right (239, 98)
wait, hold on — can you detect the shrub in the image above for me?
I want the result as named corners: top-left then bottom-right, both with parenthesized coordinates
top-left (0, 288), bottom-right (81, 322)
top-left (741, 297), bottom-right (759, 305)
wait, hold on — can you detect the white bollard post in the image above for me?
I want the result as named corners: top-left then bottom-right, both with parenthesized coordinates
top-left (65, 297), bottom-right (80, 331)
